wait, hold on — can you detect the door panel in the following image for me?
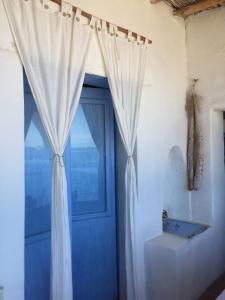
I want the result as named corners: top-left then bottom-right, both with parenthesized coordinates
top-left (24, 78), bottom-right (118, 300)
top-left (72, 220), bottom-right (117, 300)
top-left (25, 235), bottom-right (51, 300)
top-left (70, 88), bottom-right (118, 300)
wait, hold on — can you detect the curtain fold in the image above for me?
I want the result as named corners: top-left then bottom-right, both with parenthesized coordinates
top-left (3, 1), bottom-right (93, 299)
top-left (82, 103), bottom-right (102, 153)
top-left (97, 24), bottom-right (148, 300)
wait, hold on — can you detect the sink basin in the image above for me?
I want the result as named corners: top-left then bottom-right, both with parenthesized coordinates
top-left (163, 218), bottom-right (209, 239)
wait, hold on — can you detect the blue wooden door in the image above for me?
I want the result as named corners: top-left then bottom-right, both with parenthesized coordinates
top-left (69, 87), bottom-right (118, 300)
top-left (24, 76), bottom-right (118, 300)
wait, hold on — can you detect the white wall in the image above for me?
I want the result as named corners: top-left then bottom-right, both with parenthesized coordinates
top-left (185, 8), bottom-right (225, 225)
top-left (144, 7), bottom-right (225, 299)
top-left (182, 6), bottom-right (225, 298)
top-left (0, 1), bottom-right (24, 299)
top-left (186, 2), bottom-right (225, 245)
top-left (0, 0), bottom-right (188, 299)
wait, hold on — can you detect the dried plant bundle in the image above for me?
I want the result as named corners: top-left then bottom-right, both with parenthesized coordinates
top-left (186, 84), bottom-right (204, 191)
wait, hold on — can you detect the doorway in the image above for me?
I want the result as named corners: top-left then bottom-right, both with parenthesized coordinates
top-left (24, 74), bottom-right (118, 300)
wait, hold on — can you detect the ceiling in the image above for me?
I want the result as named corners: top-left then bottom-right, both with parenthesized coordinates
top-left (150, 0), bottom-right (225, 18)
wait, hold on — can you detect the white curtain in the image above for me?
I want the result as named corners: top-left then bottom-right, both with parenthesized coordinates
top-left (97, 22), bottom-right (148, 300)
top-left (3, 1), bottom-right (93, 299)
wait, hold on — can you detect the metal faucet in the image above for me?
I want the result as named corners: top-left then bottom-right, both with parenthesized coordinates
top-left (162, 210), bottom-right (168, 227)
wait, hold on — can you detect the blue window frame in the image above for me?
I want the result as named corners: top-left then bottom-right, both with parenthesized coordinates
top-left (24, 81), bottom-right (114, 237)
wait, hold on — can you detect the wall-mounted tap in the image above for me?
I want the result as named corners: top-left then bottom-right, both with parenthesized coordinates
top-left (162, 210), bottom-right (168, 227)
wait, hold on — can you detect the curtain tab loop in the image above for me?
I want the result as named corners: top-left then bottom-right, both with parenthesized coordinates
top-left (136, 35), bottom-right (141, 45)
top-left (42, 0), bottom-right (50, 9)
top-left (61, 1), bottom-right (73, 18)
top-left (89, 16), bottom-right (97, 30)
top-left (101, 20), bottom-right (107, 32)
top-left (128, 31), bottom-right (132, 42)
top-left (144, 38), bottom-right (150, 49)
top-left (96, 18), bottom-right (102, 32)
top-left (109, 23), bottom-right (114, 36)
top-left (113, 25), bottom-right (118, 37)
top-left (75, 7), bottom-right (81, 22)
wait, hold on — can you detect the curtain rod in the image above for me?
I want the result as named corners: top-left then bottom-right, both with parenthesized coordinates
top-left (51, 0), bottom-right (152, 44)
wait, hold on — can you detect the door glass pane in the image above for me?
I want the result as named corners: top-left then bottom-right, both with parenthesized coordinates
top-left (25, 94), bottom-right (52, 237)
top-left (70, 103), bottom-right (106, 216)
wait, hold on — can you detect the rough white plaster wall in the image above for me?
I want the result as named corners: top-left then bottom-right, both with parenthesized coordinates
top-left (0, 1), bottom-right (24, 299)
top-left (184, 6), bottom-right (225, 298)
top-left (0, 0), bottom-right (188, 299)
top-left (164, 145), bottom-right (191, 220)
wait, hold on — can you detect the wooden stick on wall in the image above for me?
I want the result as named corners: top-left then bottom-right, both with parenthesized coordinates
top-left (50, 0), bottom-right (152, 43)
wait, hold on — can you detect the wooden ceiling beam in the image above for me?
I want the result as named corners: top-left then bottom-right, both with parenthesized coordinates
top-left (150, 0), bottom-right (161, 4)
top-left (174, 0), bottom-right (225, 17)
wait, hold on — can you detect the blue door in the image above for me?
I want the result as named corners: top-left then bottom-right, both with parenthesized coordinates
top-left (24, 75), bottom-right (118, 300)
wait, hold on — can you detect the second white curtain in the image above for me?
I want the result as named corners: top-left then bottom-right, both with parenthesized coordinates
top-left (98, 23), bottom-right (148, 300)
top-left (3, 1), bottom-right (93, 299)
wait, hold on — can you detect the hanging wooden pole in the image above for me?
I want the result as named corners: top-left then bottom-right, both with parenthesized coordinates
top-left (50, 0), bottom-right (152, 44)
